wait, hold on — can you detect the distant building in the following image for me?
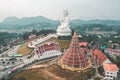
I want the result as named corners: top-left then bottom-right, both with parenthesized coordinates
top-left (111, 43), bottom-right (120, 49)
top-left (79, 42), bottom-right (88, 47)
top-left (93, 28), bottom-right (101, 31)
top-left (29, 34), bottom-right (36, 39)
top-left (85, 31), bottom-right (117, 35)
top-left (105, 48), bottom-right (120, 58)
top-left (103, 63), bottom-right (119, 80)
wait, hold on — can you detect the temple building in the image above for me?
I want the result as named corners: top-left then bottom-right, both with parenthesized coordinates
top-left (93, 50), bottom-right (107, 65)
top-left (105, 48), bottom-right (120, 58)
top-left (58, 32), bottom-right (92, 71)
top-left (56, 10), bottom-right (71, 37)
top-left (35, 42), bottom-right (62, 60)
top-left (103, 63), bottom-right (119, 80)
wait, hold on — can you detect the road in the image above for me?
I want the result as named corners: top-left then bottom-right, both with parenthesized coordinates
top-left (4, 56), bottom-right (61, 80)
top-left (0, 34), bottom-right (61, 80)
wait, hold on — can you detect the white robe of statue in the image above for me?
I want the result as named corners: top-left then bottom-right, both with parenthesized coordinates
top-left (57, 10), bottom-right (71, 36)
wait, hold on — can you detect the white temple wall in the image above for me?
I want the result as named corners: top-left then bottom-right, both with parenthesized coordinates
top-left (38, 50), bottom-right (62, 59)
top-left (105, 70), bottom-right (118, 80)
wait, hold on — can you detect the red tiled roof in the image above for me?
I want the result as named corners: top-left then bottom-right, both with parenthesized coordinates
top-left (82, 48), bottom-right (89, 53)
top-left (106, 48), bottom-right (120, 54)
top-left (79, 42), bottom-right (88, 47)
top-left (113, 43), bottom-right (119, 46)
top-left (35, 42), bottom-right (60, 54)
top-left (103, 63), bottom-right (119, 71)
top-left (93, 50), bottom-right (107, 65)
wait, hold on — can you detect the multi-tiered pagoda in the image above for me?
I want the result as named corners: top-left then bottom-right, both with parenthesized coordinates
top-left (58, 32), bottom-right (91, 71)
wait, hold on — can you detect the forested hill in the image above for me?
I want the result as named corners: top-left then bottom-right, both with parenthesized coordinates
top-left (0, 16), bottom-right (59, 30)
top-left (0, 16), bottom-right (120, 32)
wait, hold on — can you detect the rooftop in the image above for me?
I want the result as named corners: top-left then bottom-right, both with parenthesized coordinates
top-left (106, 48), bottom-right (120, 54)
top-left (79, 42), bottom-right (88, 47)
top-left (36, 42), bottom-right (60, 54)
top-left (93, 49), bottom-right (107, 65)
top-left (103, 63), bottom-right (119, 71)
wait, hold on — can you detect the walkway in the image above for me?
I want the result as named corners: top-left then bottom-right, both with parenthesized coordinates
top-left (28, 34), bottom-right (58, 48)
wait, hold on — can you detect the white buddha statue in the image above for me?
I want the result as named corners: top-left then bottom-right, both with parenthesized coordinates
top-left (57, 10), bottom-right (71, 36)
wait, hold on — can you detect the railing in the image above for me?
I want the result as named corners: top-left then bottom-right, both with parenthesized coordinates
top-left (28, 34), bottom-right (58, 48)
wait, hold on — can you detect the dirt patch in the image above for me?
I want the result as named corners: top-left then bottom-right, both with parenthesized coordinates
top-left (47, 65), bottom-right (80, 80)
top-left (14, 64), bottom-right (95, 80)
top-left (14, 68), bottom-right (65, 80)
top-left (41, 69), bottom-right (65, 80)
top-left (15, 68), bottom-right (49, 80)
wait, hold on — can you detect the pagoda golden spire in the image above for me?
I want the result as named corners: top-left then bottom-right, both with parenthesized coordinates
top-left (73, 31), bottom-right (77, 38)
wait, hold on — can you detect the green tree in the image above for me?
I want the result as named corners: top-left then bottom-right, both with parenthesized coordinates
top-left (115, 56), bottom-right (120, 68)
top-left (31, 29), bottom-right (37, 34)
top-left (1, 78), bottom-right (6, 80)
top-left (97, 66), bottom-right (104, 75)
top-left (22, 32), bottom-right (30, 40)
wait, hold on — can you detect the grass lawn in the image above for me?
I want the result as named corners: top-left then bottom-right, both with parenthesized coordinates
top-left (41, 37), bottom-right (71, 49)
top-left (55, 38), bottom-right (71, 49)
top-left (17, 42), bottom-right (33, 55)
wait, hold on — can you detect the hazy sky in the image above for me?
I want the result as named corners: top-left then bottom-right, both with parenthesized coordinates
top-left (0, 0), bottom-right (120, 21)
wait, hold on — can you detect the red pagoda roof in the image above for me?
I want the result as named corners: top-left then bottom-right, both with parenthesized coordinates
top-left (79, 42), bottom-right (88, 47)
top-left (60, 32), bottom-right (89, 68)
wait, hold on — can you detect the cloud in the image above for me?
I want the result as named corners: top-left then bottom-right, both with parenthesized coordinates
top-left (0, 0), bottom-right (120, 21)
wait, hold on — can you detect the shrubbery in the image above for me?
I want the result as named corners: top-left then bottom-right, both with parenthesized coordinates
top-left (97, 66), bottom-right (104, 76)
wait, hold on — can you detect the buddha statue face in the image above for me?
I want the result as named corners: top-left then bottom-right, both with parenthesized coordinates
top-left (63, 10), bottom-right (69, 17)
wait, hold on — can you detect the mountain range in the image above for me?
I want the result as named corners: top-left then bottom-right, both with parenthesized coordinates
top-left (0, 16), bottom-right (120, 33)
